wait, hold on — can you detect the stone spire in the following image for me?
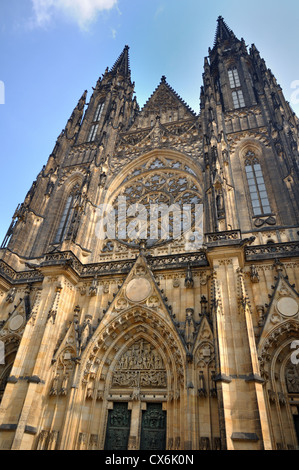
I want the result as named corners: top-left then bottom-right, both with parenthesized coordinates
top-left (110, 45), bottom-right (131, 78)
top-left (213, 16), bottom-right (236, 48)
top-left (65, 90), bottom-right (88, 139)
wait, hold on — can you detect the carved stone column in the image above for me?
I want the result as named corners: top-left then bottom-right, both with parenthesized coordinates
top-left (128, 398), bottom-right (143, 450)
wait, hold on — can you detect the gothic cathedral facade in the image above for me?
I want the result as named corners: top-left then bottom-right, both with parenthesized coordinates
top-left (0, 17), bottom-right (298, 451)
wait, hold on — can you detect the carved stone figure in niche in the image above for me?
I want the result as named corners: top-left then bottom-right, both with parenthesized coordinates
top-left (45, 169), bottom-right (56, 196)
top-left (216, 190), bottom-right (225, 220)
top-left (49, 374), bottom-right (59, 396)
top-left (89, 276), bottom-right (98, 296)
top-left (79, 316), bottom-right (93, 354)
top-left (99, 172), bottom-right (107, 188)
top-left (60, 374), bottom-right (69, 396)
top-left (200, 296), bottom-right (209, 316)
top-left (185, 263), bottom-right (194, 288)
top-left (198, 372), bottom-right (207, 397)
top-left (5, 288), bottom-right (16, 304)
top-left (256, 305), bottom-right (265, 327)
top-left (286, 363), bottom-right (299, 394)
top-left (184, 308), bottom-right (195, 352)
top-left (250, 265), bottom-right (260, 283)
top-left (200, 273), bottom-right (209, 286)
top-left (86, 385), bottom-right (94, 400)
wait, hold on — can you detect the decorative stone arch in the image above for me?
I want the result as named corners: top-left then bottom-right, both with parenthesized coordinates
top-left (259, 320), bottom-right (299, 449)
top-left (0, 334), bottom-right (21, 402)
top-left (229, 136), bottom-right (277, 227)
top-left (229, 132), bottom-right (271, 156)
top-left (103, 148), bottom-right (205, 203)
top-left (238, 140), bottom-right (264, 160)
top-left (58, 169), bottom-right (86, 190)
top-left (193, 338), bottom-right (216, 394)
top-left (79, 305), bottom-right (186, 391)
top-left (51, 174), bottom-right (85, 245)
top-left (74, 306), bottom-right (187, 450)
top-left (95, 148), bottom-right (205, 253)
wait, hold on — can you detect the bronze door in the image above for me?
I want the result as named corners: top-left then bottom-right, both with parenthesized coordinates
top-left (294, 409), bottom-right (299, 446)
top-left (140, 403), bottom-right (166, 450)
top-left (104, 402), bottom-right (131, 450)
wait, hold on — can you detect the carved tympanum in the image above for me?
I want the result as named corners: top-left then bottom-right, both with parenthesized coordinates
top-left (112, 339), bottom-right (167, 388)
top-left (286, 363), bottom-right (299, 394)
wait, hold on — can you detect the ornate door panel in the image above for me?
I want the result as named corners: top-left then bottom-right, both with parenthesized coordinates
top-left (140, 403), bottom-right (166, 451)
top-left (104, 402), bottom-right (131, 450)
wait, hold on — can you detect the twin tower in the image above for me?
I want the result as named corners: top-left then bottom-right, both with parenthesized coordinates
top-left (0, 17), bottom-right (298, 451)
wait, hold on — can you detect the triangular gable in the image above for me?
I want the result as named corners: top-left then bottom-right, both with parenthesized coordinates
top-left (130, 77), bottom-right (196, 131)
top-left (53, 318), bottom-right (80, 363)
top-left (192, 315), bottom-right (214, 362)
top-left (0, 296), bottom-right (30, 338)
top-left (259, 272), bottom-right (299, 345)
top-left (101, 252), bottom-right (174, 325)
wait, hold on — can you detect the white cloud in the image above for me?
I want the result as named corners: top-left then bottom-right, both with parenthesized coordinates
top-left (31, 0), bottom-right (118, 30)
top-left (155, 5), bottom-right (165, 18)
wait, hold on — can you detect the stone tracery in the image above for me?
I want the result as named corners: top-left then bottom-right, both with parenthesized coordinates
top-left (106, 152), bottom-right (203, 248)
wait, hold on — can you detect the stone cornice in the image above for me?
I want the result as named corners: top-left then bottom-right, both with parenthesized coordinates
top-left (1, 241), bottom-right (298, 286)
top-left (245, 241), bottom-right (299, 261)
top-left (0, 250), bottom-right (209, 286)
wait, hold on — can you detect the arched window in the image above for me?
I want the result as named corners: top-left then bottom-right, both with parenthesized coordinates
top-left (228, 66), bottom-right (245, 109)
top-left (54, 184), bottom-right (80, 243)
top-left (228, 67), bottom-right (241, 88)
top-left (94, 101), bottom-right (105, 122)
top-left (87, 101), bottom-right (104, 143)
top-left (245, 151), bottom-right (271, 216)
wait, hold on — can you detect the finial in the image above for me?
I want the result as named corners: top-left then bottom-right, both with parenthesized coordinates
top-left (161, 75), bottom-right (167, 83)
top-left (138, 239), bottom-right (147, 252)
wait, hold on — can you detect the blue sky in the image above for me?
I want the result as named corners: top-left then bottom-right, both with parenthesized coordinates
top-left (1, 0), bottom-right (299, 244)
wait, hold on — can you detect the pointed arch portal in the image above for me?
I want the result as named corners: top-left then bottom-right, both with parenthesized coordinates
top-left (74, 305), bottom-right (186, 450)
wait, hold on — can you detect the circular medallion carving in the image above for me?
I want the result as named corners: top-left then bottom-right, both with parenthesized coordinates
top-left (277, 297), bottom-right (298, 317)
top-left (126, 278), bottom-right (152, 302)
top-left (9, 314), bottom-right (24, 331)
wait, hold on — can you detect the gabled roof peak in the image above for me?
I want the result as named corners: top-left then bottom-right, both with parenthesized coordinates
top-left (139, 76), bottom-right (196, 116)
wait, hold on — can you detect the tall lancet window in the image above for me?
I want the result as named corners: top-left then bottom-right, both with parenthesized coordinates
top-left (87, 101), bottom-right (104, 142)
top-left (245, 151), bottom-right (271, 216)
top-left (228, 67), bottom-right (241, 88)
top-left (54, 184), bottom-right (80, 243)
top-left (228, 66), bottom-right (245, 109)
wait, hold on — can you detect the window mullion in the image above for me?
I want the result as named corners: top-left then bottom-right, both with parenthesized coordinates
top-left (252, 165), bottom-right (263, 214)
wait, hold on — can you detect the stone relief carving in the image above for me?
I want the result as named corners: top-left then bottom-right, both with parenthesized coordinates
top-left (286, 363), bottom-right (299, 394)
top-left (112, 339), bottom-right (167, 388)
top-left (5, 287), bottom-right (17, 304)
top-left (196, 341), bottom-right (215, 368)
